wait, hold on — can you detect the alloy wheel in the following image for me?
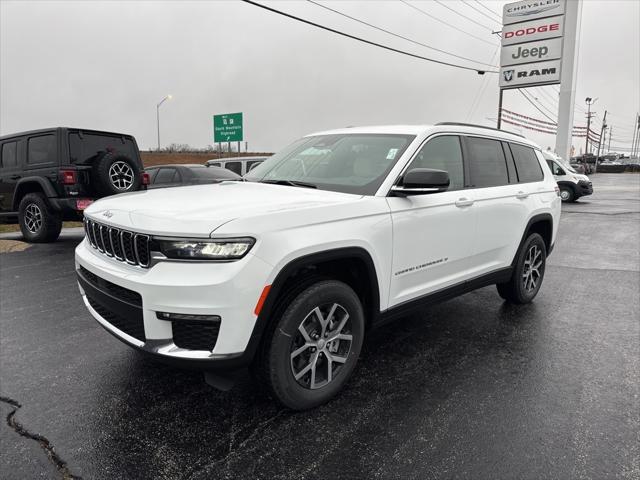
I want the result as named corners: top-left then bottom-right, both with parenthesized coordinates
top-left (109, 161), bottom-right (134, 190)
top-left (290, 302), bottom-right (353, 390)
top-left (560, 189), bottom-right (570, 201)
top-left (24, 203), bottom-right (43, 233)
top-left (522, 244), bottom-right (543, 293)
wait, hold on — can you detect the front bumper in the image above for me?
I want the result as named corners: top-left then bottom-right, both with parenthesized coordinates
top-left (75, 239), bottom-right (272, 369)
top-left (576, 180), bottom-right (593, 197)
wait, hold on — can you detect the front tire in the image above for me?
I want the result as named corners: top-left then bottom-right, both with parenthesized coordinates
top-left (497, 233), bottom-right (547, 304)
top-left (559, 186), bottom-right (574, 202)
top-left (257, 280), bottom-right (364, 410)
top-left (18, 193), bottom-right (62, 243)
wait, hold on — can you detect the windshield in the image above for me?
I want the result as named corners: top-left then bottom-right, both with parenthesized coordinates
top-left (245, 134), bottom-right (416, 195)
top-left (559, 160), bottom-right (577, 173)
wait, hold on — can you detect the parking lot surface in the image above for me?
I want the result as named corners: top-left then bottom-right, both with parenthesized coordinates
top-left (1, 174), bottom-right (638, 480)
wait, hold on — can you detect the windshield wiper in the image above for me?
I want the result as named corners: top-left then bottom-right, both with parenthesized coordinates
top-left (260, 179), bottom-right (317, 189)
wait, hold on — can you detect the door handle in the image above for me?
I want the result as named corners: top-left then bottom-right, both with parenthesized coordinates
top-left (516, 191), bottom-right (529, 199)
top-left (455, 197), bottom-right (474, 208)
top-left (9, 175), bottom-right (21, 180)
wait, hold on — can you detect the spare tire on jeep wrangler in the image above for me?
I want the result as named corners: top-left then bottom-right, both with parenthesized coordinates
top-left (92, 152), bottom-right (141, 196)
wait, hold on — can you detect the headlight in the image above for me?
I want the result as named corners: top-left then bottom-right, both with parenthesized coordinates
top-left (154, 237), bottom-right (255, 261)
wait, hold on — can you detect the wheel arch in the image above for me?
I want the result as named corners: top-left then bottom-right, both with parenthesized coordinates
top-left (556, 181), bottom-right (577, 193)
top-left (245, 247), bottom-right (381, 364)
top-left (12, 177), bottom-right (57, 210)
top-left (512, 213), bottom-right (553, 266)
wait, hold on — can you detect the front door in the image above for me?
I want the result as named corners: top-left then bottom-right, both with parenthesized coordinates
top-left (387, 135), bottom-right (477, 308)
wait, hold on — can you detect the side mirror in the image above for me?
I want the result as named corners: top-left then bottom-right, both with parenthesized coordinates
top-left (391, 168), bottom-right (450, 196)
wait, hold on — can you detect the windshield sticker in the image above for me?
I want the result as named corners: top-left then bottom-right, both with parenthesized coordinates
top-left (386, 148), bottom-right (399, 160)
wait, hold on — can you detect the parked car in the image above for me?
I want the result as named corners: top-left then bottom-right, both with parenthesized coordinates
top-left (205, 156), bottom-right (267, 176)
top-left (544, 151), bottom-right (592, 202)
top-left (570, 155), bottom-right (594, 174)
top-left (76, 123), bottom-right (561, 410)
top-left (146, 164), bottom-right (241, 189)
top-left (0, 127), bottom-right (146, 242)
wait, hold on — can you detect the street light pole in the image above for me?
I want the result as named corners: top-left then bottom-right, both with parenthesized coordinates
top-left (156, 94), bottom-right (172, 151)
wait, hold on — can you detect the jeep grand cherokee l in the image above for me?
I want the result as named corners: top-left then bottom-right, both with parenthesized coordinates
top-left (0, 127), bottom-right (147, 242)
top-left (76, 123), bottom-right (561, 410)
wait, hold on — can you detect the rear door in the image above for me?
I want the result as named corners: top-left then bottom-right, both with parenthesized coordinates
top-left (463, 136), bottom-right (531, 277)
top-left (0, 139), bottom-right (23, 212)
top-left (387, 134), bottom-right (477, 307)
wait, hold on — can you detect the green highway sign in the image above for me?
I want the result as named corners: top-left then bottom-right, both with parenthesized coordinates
top-left (213, 112), bottom-right (243, 142)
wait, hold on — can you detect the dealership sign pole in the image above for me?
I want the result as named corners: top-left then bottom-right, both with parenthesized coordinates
top-left (499, 0), bottom-right (582, 161)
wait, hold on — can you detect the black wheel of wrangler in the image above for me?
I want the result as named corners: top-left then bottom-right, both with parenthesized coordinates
top-left (18, 193), bottom-right (62, 243)
top-left (497, 233), bottom-right (546, 304)
top-left (92, 153), bottom-right (141, 196)
top-left (257, 280), bottom-right (364, 410)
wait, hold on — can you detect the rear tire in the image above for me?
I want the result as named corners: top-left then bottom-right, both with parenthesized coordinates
top-left (497, 233), bottom-right (546, 304)
top-left (18, 193), bottom-right (62, 243)
top-left (256, 280), bottom-right (364, 410)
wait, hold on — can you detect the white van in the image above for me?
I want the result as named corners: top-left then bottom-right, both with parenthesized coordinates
top-left (205, 156), bottom-right (267, 176)
top-left (542, 151), bottom-right (593, 202)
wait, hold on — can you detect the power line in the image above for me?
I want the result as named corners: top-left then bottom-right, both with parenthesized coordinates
top-left (306, 0), bottom-right (498, 68)
top-left (518, 89), bottom-right (558, 124)
top-left (528, 90), bottom-right (558, 119)
top-left (240, 0), bottom-right (497, 74)
top-left (461, 0), bottom-right (502, 26)
top-left (433, 0), bottom-right (495, 31)
top-left (472, 0), bottom-right (502, 22)
top-left (400, 0), bottom-right (498, 47)
top-left (466, 45), bottom-right (501, 121)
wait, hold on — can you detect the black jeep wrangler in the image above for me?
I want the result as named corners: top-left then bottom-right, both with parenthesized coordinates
top-left (0, 127), bottom-right (146, 242)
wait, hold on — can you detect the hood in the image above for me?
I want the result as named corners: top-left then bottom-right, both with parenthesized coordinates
top-left (84, 181), bottom-right (362, 237)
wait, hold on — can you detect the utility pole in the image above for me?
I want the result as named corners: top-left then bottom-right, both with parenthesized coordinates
top-left (607, 126), bottom-right (612, 153)
top-left (584, 97), bottom-right (597, 155)
top-left (595, 110), bottom-right (607, 173)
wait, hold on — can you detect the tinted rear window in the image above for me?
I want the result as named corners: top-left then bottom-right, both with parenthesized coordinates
top-left (191, 166), bottom-right (240, 179)
top-left (154, 168), bottom-right (178, 184)
top-left (69, 133), bottom-right (138, 164)
top-left (510, 143), bottom-right (544, 182)
top-left (225, 161), bottom-right (242, 175)
top-left (466, 137), bottom-right (509, 188)
top-left (1, 141), bottom-right (17, 168)
top-left (28, 135), bottom-right (56, 165)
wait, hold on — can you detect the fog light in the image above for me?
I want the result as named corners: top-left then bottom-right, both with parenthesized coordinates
top-left (156, 312), bottom-right (221, 322)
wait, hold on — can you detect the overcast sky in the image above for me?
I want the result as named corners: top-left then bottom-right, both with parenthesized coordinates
top-left (1, 0), bottom-right (638, 154)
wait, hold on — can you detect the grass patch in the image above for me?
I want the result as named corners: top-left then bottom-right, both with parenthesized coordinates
top-left (0, 221), bottom-right (83, 234)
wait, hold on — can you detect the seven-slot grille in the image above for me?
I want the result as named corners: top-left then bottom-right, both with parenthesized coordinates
top-left (84, 218), bottom-right (150, 267)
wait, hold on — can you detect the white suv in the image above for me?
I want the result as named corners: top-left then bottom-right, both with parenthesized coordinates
top-left (76, 123), bottom-right (561, 410)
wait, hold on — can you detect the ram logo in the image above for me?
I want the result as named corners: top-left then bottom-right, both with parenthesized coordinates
top-left (517, 67), bottom-right (557, 78)
top-left (503, 70), bottom-right (514, 82)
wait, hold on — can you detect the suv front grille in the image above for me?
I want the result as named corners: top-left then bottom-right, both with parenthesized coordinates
top-left (84, 218), bottom-right (150, 268)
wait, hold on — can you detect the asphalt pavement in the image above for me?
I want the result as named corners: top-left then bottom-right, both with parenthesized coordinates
top-left (1, 174), bottom-right (638, 480)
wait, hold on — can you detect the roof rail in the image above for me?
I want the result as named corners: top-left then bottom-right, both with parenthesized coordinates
top-left (435, 122), bottom-right (525, 138)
